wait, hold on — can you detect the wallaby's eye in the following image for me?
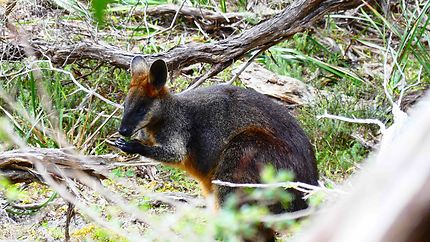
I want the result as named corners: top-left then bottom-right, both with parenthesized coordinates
top-left (137, 98), bottom-right (152, 115)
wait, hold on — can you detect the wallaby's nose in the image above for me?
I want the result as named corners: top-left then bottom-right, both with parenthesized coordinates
top-left (118, 126), bottom-right (132, 137)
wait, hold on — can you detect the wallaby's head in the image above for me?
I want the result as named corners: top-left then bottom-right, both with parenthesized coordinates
top-left (118, 56), bottom-right (168, 137)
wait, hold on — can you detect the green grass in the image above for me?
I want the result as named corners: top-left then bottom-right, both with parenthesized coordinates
top-left (297, 95), bottom-right (380, 179)
top-left (0, 61), bottom-right (129, 153)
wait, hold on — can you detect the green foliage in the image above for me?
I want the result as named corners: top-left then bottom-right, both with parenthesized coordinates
top-left (219, 0), bottom-right (227, 13)
top-left (137, 196), bottom-right (153, 211)
top-left (238, 0), bottom-right (248, 10)
top-left (215, 203), bottom-right (269, 241)
top-left (93, 226), bottom-right (129, 242)
top-left (0, 61), bottom-right (130, 154)
top-left (92, 0), bottom-right (169, 25)
top-left (189, 0), bottom-right (210, 6)
top-left (0, 177), bottom-right (27, 201)
top-left (51, 0), bottom-right (90, 17)
top-left (297, 94), bottom-right (377, 179)
top-left (159, 166), bottom-right (199, 193)
top-left (72, 224), bottom-right (129, 242)
top-left (111, 167), bottom-right (136, 178)
top-left (359, 1), bottom-right (430, 92)
top-left (262, 32), bottom-right (365, 85)
top-left (41, 221), bottom-right (64, 240)
top-left (214, 165), bottom-right (295, 241)
top-left (254, 166), bottom-right (294, 208)
top-left (92, 0), bottom-right (114, 24)
top-left (0, 118), bottom-right (13, 143)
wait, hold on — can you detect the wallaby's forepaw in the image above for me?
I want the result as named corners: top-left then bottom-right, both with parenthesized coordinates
top-left (114, 138), bottom-right (143, 154)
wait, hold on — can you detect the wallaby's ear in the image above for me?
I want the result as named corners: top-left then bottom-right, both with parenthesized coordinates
top-left (149, 59), bottom-right (168, 90)
top-left (130, 56), bottom-right (149, 76)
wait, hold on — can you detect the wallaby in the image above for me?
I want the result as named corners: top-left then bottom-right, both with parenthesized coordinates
top-left (115, 56), bottom-right (318, 240)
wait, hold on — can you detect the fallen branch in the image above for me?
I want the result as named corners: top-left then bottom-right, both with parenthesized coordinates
top-left (123, 3), bottom-right (267, 24)
top-left (0, 148), bottom-right (109, 183)
top-left (0, 147), bottom-right (203, 207)
top-left (139, 1), bottom-right (187, 40)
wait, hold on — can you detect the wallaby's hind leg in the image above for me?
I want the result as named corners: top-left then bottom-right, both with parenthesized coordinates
top-left (213, 127), bottom-right (310, 212)
top-left (213, 129), bottom-right (286, 242)
top-left (213, 136), bottom-right (261, 207)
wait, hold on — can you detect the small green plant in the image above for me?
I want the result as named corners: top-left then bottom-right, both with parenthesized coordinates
top-left (72, 224), bottom-right (130, 242)
top-left (92, 0), bottom-right (115, 24)
top-left (214, 165), bottom-right (300, 241)
top-left (219, 0), bottom-right (227, 13)
top-left (41, 221), bottom-right (64, 240)
top-left (111, 167), bottom-right (136, 178)
top-left (0, 177), bottom-right (27, 201)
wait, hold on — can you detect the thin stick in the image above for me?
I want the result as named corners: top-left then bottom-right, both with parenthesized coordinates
top-left (317, 111), bottom-right (387, 135)
top-left (194, 20), bottom-right (210, 39)
top-left (81, 107), bottom-right (120, 151)
top-left (182, 62), bottom-right (228, 93)
top-left (212, 180), bottom-right (346, 194)
top-left (64, 202), bottom-right (75, 242)
top-left (225, 48), bottom-right (266, 85)
top-left (40, 62), bottom-right (123, 109)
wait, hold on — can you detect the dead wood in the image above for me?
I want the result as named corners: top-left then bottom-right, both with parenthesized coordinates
top-left (294, 91), bottom-right (430, 242)
top-left (2, 0), bottom-right (364, 79)
top-left (233, 63), bottom-right (316, 105)
top-left (234, 63), bottom-right (377, 110)
top-left (0, 148), bottom-right (109, 183)
top-left (128, 3), bottom-right (274, 36)
top-left (130, 4), bottom-right (268, 24)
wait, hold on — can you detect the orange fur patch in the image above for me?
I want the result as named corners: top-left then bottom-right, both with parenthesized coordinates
top-left (130, 74), bottom-right (168, 98)
top-left (167, 155), bottom-right (214, 197)
top-left (139, 129), bottom-right (157, 146)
